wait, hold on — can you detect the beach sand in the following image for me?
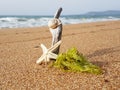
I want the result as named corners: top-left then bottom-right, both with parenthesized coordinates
top-left (0, 21), bottom-right (120, 90)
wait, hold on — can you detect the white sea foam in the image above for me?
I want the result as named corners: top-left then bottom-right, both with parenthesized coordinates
top-left (0, 16), bottom-right (120, 29)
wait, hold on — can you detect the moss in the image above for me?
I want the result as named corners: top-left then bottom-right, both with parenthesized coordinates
top-left (52, 48), bottom-right (102, 74)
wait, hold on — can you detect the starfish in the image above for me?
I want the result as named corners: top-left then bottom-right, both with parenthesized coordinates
top-left (36, 40), bottom-right (62, 64)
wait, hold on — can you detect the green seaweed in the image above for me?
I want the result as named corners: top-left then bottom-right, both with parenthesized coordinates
top-left (53, 48), bottom-right (102, 74)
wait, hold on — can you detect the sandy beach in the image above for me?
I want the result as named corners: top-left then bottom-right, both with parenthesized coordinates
top-left (0, 21), bottom-right (120, 90)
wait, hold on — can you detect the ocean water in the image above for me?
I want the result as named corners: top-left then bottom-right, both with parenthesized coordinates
top-left (0, 14), bottom-right (120, 29)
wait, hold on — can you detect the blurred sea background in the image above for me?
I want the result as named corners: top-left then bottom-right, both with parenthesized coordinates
top-left (0, 10), bottom-right (120, 29)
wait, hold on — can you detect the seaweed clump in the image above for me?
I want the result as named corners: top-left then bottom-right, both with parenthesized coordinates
top-left (53, 48), bottom-right (102, 74)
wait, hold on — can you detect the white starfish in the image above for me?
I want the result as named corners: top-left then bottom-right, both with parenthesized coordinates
top-left (36, 40), bottom-right (62, 64)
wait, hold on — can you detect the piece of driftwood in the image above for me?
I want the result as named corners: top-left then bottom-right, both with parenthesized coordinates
top-left (54, 7), bottom-right (62, 19)
top-left (48, 7), bottom-right (63, 54)
top-left (36, 8), bottom-right (63, 64)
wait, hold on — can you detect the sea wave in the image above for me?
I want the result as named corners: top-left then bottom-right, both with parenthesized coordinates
top-left (0, 15), bottom-right (120, 29)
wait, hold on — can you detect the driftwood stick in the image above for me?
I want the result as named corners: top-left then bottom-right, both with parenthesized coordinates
top-left (36, 8), bottom-right (63, 64)
top-left (52, 24), bottom-right (62, 54)
top-left (48, 7), bottom-right (63, 54)
top-left (54, 7), bottom-right (62, 19)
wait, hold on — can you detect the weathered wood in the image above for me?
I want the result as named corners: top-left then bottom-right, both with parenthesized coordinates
top-left (54, 7), bottom-right (62, 19)
top-left (36, 8), bottom-right (63, 64)
top-left (52, 24), bottom-right (62, 54)
top-left (49, 7), bottom-right (63, 54)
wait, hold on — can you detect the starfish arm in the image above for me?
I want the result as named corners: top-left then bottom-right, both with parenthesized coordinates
top-left (48, 40), bottom-right (61, 52)
top-left (41, 44), bottom-right (48, 54)
top-left (36, 54), bottom-right (46, 64)
top-left (48, 52), bottom-right (58, 59)
top-left (36, 41), bottom-right (61, 64)
top-left (46, 56), bottom-right (50, 62)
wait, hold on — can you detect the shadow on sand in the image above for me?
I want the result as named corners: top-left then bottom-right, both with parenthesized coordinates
top-left (86, 46), bottom-right (120, 67)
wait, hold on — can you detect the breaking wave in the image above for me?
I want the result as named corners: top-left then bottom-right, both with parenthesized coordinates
top-left (0, 15), bottom-right (120, 29)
